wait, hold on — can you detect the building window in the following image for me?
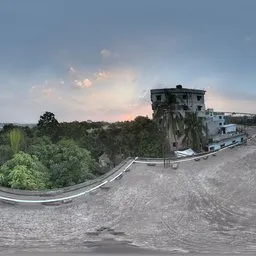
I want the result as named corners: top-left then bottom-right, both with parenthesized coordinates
top-left (156, 95), bottom-right (162, 101)
top-left (173, 142), bottom-right (177, 147)
top-left (232, 140), bottom-right (236, 144)
top-left (219, 116), bottom-right (222, 119)
top-left (219, 123), bottom-right (222, 126)
top-left (197, 95), bottom-right (202, 101)
top-left (197, 105), bottom-right (202, 111)
top-left (209, 146), bottom-right (215, 151)
top-left (183, 94), bottom-right (187, 99)
top-left (241, 137), bottom-right (244, 142)
top-left (183, 105), bottom-right (189, 110)
top-left (221, 143), bottom-right (225, 148)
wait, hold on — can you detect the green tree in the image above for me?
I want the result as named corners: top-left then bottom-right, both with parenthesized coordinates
top-left (33, 139), bottom-right (99, 188)
top-left (163, 92), bottom-right (184, 151)
top-left (0, 152), bottom-right (48, 190)
top-left (9, 128), bottom-right (24, 154)
top-left (182, 112), bottom-right (208, 152)
top-left (0, 145), bottom-right (13, 166)
top-left (37, 111), bottom-right (59, 142)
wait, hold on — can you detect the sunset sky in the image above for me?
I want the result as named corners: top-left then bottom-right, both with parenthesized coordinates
top-left (0, 0), bottom-right (256, 123)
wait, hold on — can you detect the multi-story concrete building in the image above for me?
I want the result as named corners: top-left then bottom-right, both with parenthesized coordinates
top-left (205, 108), bottom-right (225, 136)
top-left (151, 85), bottom-right (206, 122)
top-left (150, 85), bottom-right (206, 151)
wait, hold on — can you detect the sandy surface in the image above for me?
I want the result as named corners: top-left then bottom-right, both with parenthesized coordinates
top-left (0, 128), bottom-right (256, 255)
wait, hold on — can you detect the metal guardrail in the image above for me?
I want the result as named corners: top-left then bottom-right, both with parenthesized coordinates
top-left (0, 157), bottom-right (132, 197)
top-left (0, 158), bottom-right (134, 204)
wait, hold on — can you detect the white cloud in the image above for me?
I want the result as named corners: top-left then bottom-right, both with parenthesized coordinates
top-left (100, 49), bottom-right (112, 58)
top-left (93, 70), bottom-right (111, 80)
top-left (69, 66), bottom-right (77, 73)
top-left (73, 78), bottom-right (92, 89)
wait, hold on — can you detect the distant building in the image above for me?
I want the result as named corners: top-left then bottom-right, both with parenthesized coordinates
top-left (205, 123), bottom-right (246, 151)
top-left (205, 108), bottom-right (225, 136)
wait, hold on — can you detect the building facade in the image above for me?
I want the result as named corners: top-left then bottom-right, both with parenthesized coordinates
top-left (151, 85), bottom-right (206, 120)
top-left (205, 108), bottom-right (225, 136)
top-left (150, 85), bottom-right (206, 151)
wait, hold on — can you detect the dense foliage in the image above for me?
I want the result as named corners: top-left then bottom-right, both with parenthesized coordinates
top-left (228, 115), bottom-right (256, 126)
top-left (0, 152), bottom-right (48, 190)
top-left (0, 112), bottom-right (165, 190)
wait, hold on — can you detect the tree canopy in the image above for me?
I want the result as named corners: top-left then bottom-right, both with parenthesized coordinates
top-left (0, 152), bottom-right (48, 190)
top-left (0, 112), bottom-right (165, 190)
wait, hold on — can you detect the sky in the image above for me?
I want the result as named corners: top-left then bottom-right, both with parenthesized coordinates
top-left (0, 0), bottom-right (256, 123)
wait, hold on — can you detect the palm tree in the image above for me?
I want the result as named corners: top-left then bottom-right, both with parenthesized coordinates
top-left (182, 112), bottom-right (208, 152)
top-left (163, 92), bottom-right (184, 151)
top-left (9, 128), bottom-right (24, 154)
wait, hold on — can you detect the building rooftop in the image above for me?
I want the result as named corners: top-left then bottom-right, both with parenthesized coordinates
top-left (151, 86), bottom-right (206, 95)
top-left (211, 132), bottom-right (245, 143)
top-left (222, 124), bottom-right (236, 128)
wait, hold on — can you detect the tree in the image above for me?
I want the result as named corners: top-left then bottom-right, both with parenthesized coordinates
top-left (9, 128), bottom-right (24, 154)
top-left (163, 92), bottom-right (184, 151)
top-left (0, 152), bottom-right (48, 190)
top-left (182, 112), bottom-right (208, 152)
top-left (2, 123), bottom-right (17, 132)
top-left (37, 111), bottom-right (59, 142)
top-left (33, 139), bottom-right (99, 188)
top-left (0, 145), bottom-right (12, 166)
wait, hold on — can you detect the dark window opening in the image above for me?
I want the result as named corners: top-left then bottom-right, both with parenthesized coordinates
top-left (183, 94), bottom-right (187, 99)
top-left (241, 137), bottom-right (244, 142)
top-left (156, 95), bottom-right (162, 101)
top-left (197, 105), bottom-right (202, 111)
top-left (209, 146), bottom-right (215, 151)
top-left (173, 142), bottom-right (177, 147)
top-left (183, 105), bottom-right (189, 110)
top-left (219, 116), bottom-right (222, 119)
top-left (221, 143), bottom-right (225, 148)
top-left (232, 140), bottom-right (236, 144)
top-left (197, 95), bottom-right (202, 101)
top-left (219, 123), bottom-right (222, 126)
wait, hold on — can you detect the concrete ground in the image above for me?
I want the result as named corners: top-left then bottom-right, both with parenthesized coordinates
top-left (0, 128), bottom-right (256, 255)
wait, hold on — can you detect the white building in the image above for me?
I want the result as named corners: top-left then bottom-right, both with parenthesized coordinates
top-left (220, 124), bottom-right (236, 134)
top-left (205, 108), bottom-right (225, 136)
top-left (206, 132), bottom-right (246, 151)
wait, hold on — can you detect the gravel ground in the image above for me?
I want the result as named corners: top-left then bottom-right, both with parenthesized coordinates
top-left (0, 130), bottom-right (256, 254)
